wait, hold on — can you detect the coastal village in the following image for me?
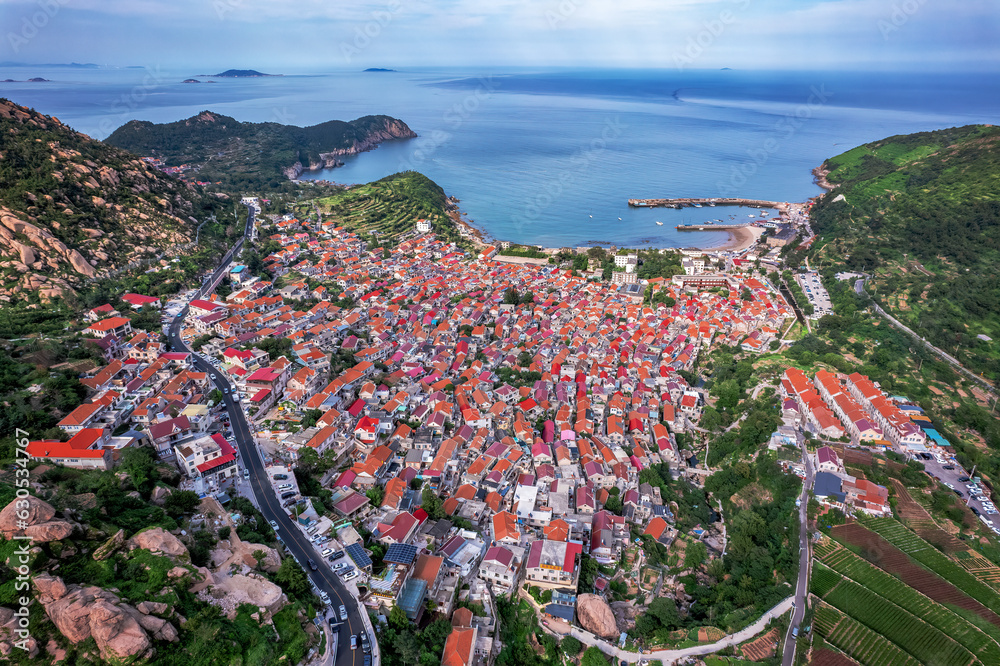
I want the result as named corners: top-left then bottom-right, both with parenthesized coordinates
top-left (22, 196), bottom-right (933, 665)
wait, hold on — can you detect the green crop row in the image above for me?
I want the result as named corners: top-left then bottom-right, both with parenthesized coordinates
top-left (823, 572), bottom-right (975, 666)
top-left (857, 516), bottom-right (1000, 614)
top-left (816, 546), bottom-right (1000, 660)
top-left (813, 600), bottom-right (922, 666)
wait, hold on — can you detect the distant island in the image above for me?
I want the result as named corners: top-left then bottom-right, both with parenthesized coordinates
top-left (182, 79), bottom-right (201, 84)
top-left (105, 110), bottom-right (416, 190)
top-left (203, 69), bottom-right (279, 78)
top-left (0, 77), bottom-right (50, 82)
top-left (364, 68), bottom-right (397, 72)
top-left (0, 61), bottom-right (96, 68)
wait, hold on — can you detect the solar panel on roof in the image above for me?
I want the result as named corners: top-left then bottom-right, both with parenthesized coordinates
top-left (345, 543), bottom-right (372, 568)
top-left (384, 543), bottom-right (418, 566)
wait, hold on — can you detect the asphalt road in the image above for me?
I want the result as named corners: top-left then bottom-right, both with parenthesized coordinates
top-left (782, 438), bottom-right (814, 666)
top-left (165, 206), bottom-right (364, 666)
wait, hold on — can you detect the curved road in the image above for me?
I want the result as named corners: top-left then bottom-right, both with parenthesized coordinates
top-left (167, 205), bottom-right (365, 666)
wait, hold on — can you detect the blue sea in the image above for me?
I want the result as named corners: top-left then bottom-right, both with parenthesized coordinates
top-left (3, 66), bottom-right (999, 248)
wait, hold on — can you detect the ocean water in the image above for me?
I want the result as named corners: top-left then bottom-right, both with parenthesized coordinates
top-left (3, 66), bottom-right (999, 248)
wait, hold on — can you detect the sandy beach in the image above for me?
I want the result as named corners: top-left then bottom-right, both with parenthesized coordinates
top-left (709, 224), bottom-right (766, 252)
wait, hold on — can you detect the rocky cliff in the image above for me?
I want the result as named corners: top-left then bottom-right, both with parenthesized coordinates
top-left (0, 99), bottom-right (227, 302)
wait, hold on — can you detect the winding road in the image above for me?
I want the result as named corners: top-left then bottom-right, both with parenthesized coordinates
top-left (855, 277), bottom-right (995, 396)
top-left (166, 205), bottom-right (368, 666)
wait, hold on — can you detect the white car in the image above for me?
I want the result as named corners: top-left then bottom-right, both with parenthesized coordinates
top-left (343, 569), bottom-right (359, 581)
top-left (268, 520), bottom-right (279, 530)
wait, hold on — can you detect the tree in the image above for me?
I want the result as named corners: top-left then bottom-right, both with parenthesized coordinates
top-left (683, 541), bottom-right (708, 571)
top-left (275, 557), bottom-right (310, 597)
top-left (162, 489), bottom-right (202, 517)
top-left (119, 447), bottom-right (156, 495)
top-left (366, 485), bottom-right (385, 507)
top-left (604, 494), bottom-right (623, 515)
top-left (389, 605), bottom-right (410, 631)
top-left (648, 597), bottom-right (680, 629)
top-left (581, 647), bottom-right (610, 666)
top-left (252, 549), bottom-right (267, 569)
top-left (561, 636), bottom-right (583, 656)
top-left (422, 487), bottom-right (444, 520)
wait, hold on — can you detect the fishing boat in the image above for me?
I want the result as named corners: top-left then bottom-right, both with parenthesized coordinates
top-left (693, 204), bottom-right (702, 208)
top-left (655, 221), bottom-right (663, 226)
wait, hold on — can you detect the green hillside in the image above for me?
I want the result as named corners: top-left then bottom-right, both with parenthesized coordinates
top-left (809, 124), bottom-right (1000, 378)
top-left (105, 111), bottom-right (416, 191)
top-left (294, 171), bottom-right (467, 247)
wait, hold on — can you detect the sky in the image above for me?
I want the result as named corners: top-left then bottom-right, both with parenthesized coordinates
top-left (1, 0), bottom-right (998, 71)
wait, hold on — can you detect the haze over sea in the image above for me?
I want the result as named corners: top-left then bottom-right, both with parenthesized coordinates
top-left (6, 67), bottom-right (999, 248)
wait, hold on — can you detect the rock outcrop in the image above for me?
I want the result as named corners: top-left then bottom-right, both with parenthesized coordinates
top-left (32, 574), bottom-right (184, 662)
top-left (128, 527), bottom-right (189, 559)
top-left (198, 572), bottom-right (287, 621)
top-left (576, 593), bottom-right (618, 638)
top-left (0, 496), bottom-right (74, 543)
top-left (0, 99), bottom-right (211, 302)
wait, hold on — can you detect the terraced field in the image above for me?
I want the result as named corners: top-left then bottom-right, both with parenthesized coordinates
top-left (843, 517), bottom-right (1000, 617)
top-left (808, 649), bottom-right (860, 666)
top-left (814, 539), bottom-right (1000, 659)
top-left (812, 600), bottom-right (921, 666)
top-left (304, 172), bottom-right (457, 244)
top-left (811, 562), bottom-right (978, 665)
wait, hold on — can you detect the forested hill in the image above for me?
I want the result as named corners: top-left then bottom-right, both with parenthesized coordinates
top-left (809, 124), bottom-right (1000, 378)
top-left (104, 111), bottom-right (416, 191)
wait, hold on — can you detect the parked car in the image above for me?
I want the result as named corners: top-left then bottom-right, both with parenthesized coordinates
top-left (343, 569), bottom-right (359, 581)
top-left (339, 605), bottom-right (348, 622)
top-left (330, 551), bottom-right (345, 562)
top-left (350, 635), bottom-right (358, 651)
top-left (273, 474), bottom-right (288, 480)
top-left (268, 520), bottom-right (279, 530)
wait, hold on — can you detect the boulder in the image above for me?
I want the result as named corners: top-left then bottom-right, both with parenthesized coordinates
top-left (93, 529), bottom-right (126, 561)
top-left (88, 598), bottom-right (153, 662)
top-left (150, 486), bottom-right (172, 505)
top-left (0, 496), bottom-right (56, 537)
top-left (188, 567), bottom-right (214, 593)
top-left (128, 527), bottom-right (188, 559)
top-left (168, 566), bottom-right (191, 580)
top-left (24, 519), bottom-right (74, 543)
top-left (136, 601), bottom-right (170, 616)
top-left (576, 593), bottom-right (618, 638)
top-left (33, 573), bottom-right (68, 603)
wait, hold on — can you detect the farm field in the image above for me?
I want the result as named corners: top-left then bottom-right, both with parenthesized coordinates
top-left (302, 171), bottom-right (458, 245)
top-left (811, 562), bottom-right (977, 665)
top-left (814, 538), bottom-right (1000, 657)
top-left (829, 520), bottom-right (1000, 625)
top-left (811, 600), bottom-right (921, 666)
top-left (808, 649), bottom-right (860, 666)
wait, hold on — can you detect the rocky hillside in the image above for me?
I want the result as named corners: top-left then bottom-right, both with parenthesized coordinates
top-left (0, 99), bottom-right (228, 303)
top-left (0, 455), bottom-right (316, 665)
top-left (105, 111), bottom-right (417, 190)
